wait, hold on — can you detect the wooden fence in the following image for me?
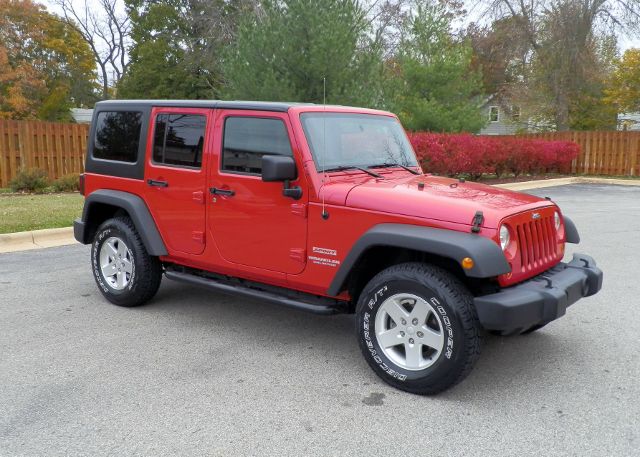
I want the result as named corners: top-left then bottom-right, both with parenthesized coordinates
top-left (513, 131), bottom-right (640, 176)
top-left (1, 120), bottom-right (640, 187)
top-left (0, 120), bottom-right (89, 188)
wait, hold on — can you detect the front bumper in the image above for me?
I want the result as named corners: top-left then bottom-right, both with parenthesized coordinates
top-left (474, 253), bottom-right (603, 334)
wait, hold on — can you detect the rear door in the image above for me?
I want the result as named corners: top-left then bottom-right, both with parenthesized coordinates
top-left (207, 110), bottom-right (308, 274)
top-left (144, 107), bottom-right (211, 255)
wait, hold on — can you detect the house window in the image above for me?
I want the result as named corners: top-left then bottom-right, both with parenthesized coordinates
top-left (511, 106), bottom-right (521, 122)
top-left (489, 106), bottom-right (499, 123)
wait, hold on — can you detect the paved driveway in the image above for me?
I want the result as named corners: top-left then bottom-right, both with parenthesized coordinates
top-left (1, 184), bottom-right (638, 456)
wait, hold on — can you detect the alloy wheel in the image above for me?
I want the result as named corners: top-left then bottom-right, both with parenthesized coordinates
top-left (99, 236), bottom-right (134, 290)
top-left (374, 293), bottom-right (445, 371)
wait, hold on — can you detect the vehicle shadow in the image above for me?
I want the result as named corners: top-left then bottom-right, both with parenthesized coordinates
top-left (444, 331), bottom-right (576, 401)
top-left (140, 279), bottom-right (582, 399)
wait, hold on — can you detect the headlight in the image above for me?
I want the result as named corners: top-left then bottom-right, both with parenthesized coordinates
top-left (499, 225), bottom-right (510, 251)
top-left (554, 211), bottom-right (561, 230)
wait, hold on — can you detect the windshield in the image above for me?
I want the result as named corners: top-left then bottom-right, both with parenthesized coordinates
top-left (300, 113), bottom-right (418, 171)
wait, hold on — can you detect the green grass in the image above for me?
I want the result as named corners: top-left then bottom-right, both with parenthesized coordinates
top-left (0, 192), bottom-right (83, 234)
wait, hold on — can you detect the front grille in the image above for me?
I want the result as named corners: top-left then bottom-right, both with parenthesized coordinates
top-left (515, 213), bottom-right (559, 272)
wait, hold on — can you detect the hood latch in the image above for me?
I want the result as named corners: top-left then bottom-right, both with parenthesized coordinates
top-left (471, 211), bottom-right (484, 233)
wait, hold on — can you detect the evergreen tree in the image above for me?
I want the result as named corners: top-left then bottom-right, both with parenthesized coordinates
top-left (222, 0), bottom-right (384, 106)
top-left (390, 2), bottom-right (485, 132)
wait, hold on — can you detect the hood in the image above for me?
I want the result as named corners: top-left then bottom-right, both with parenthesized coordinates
top-left (344, 174), bottom-right (554, 228)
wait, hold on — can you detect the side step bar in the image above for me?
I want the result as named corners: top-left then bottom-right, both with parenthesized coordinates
top-left (164, 270), bottom-right (347, 315)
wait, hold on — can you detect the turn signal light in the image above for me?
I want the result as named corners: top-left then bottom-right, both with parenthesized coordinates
top-left (461, 257), bottom-right (474, 269)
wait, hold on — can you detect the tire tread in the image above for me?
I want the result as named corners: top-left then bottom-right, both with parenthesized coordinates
top-left (92, 216), bottom-right (162, 307)
top-left (357, 262), bottom-right (482, 395)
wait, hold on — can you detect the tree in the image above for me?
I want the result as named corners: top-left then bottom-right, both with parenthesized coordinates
top-left (56, 0), bottom-right (131, 99)
top-left (605, 48), bottom-right (640, 114)
top-left (476, 0), bottom-right (640, 130)
top-left (119, 0), bottom-right (246, 99)
top-left (508, 4), bottom-right (619, 131)
top-left (466, 16), bottom-right (532, 97)
top-left (534, 2), bottom-right (618, 130)
top-left (0, 0), bottom-right (98, 120)
top-left (390, 2), bottom-right (485, 132)
top-left (0, 45), bottom-right (46, 119)
top-left (222, 0), bottom-right (384, 106)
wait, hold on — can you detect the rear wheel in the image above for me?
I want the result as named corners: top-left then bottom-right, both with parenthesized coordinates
top-left (91, 216), bottom-right (162, 307)
top-left (356, 262), bottom-right (482, 395)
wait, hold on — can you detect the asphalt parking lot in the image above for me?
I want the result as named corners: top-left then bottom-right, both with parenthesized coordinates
top-left (1, 183), bottom-right (638, 456)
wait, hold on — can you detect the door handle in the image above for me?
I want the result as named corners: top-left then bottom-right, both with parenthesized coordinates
top-left (147, 179), bottom-right (168, 187)
top-left (209, 187), bottom-right (235, 197)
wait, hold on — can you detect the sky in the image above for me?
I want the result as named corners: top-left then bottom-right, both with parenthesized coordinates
top-left (619, 36), bottom-right (640, 51)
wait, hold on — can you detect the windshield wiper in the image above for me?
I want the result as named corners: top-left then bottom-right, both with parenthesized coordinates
top-left (323, 166), bottom-right (382, 178)
top-left (368, 162), bottom-right (420, 175)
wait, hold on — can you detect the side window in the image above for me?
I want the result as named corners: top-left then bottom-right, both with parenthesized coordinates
top-left (511, 105), bottom-right (521, 122)
top-left (489, 106), bottom-right (499, 123)
top-left (152, 114), bottom-right (206, 168)
top-left (93, 111), bottom-right (142, 162)
top-left (222, 117), bottom-right (292, 174)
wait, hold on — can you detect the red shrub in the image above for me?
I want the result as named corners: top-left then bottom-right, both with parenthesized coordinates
top-left (408, 133), bottom-right (580, 178)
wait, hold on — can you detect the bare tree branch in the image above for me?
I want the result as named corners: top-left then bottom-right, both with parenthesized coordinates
top-left (54, 0), bottom-right (131, 99)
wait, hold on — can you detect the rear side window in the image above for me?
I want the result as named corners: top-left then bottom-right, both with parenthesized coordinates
top-left (222, 117), bottom-right (292, 174)
top-left (93, 111), bottom-right (142, 162)
top-left (152, 114), bottom-right (206, 168)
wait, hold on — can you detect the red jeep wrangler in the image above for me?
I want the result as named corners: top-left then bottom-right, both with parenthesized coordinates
top-left (74, 100), bottom-right (602, 394)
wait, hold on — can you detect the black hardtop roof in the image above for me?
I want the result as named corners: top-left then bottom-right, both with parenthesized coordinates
top-left (94, 99), bottom-right (313, 112)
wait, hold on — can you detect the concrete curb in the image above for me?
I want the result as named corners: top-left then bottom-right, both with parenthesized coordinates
top-left (0, 227), bottom-right (76, 254)
top-left (493, 176), bottom-right (640, 191)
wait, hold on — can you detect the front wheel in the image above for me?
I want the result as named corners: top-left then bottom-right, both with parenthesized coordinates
top-left (91, 216), bottom-right (162, 307)
top-left (356, 262), bottom-right (482, 395)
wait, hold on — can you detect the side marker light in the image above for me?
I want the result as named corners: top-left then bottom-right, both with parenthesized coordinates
top-left (461, 257), bottom-right (474, 269)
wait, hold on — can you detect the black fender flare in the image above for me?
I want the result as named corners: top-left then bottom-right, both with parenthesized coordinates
top-left (75, 189), bottom-right (168, 256)
top-left (327, 223), bottom-right (510, 296)
top-left (563, 215), bottom-right (580, 244)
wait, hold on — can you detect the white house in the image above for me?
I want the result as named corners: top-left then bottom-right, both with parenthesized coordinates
top-left (71, 108), bottom-right (94, 124)
top-left (478, 96), bottom-right (525, 135)
top-left (618, 112), bottom-right (640, 131)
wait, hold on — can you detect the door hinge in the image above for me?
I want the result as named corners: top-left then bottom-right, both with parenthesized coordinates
top-left (291, 203), bottom-right (307, 218)
top-left (192, 231), bottom-right (205, 244)
top-left (289, 248), bottom-right (306, 262)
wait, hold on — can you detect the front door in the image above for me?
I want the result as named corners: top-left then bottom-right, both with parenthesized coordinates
top-left (208, 110), bottom-right (307, 274)
top-left (145, 107), bottom-right (211, 255)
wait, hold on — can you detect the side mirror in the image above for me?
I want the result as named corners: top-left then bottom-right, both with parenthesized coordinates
top-left (261, 155), bottom-right (302, 200)
top-left (261, 155), bottom-right (297, 182)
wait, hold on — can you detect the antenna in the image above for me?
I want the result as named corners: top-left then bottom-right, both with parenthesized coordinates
top-left (321, 76), bottom-right (329, 220)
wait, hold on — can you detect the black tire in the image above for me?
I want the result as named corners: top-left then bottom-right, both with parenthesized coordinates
top-left (356, 262), bottom-right (482, 395)
top-left (91, 216), bottom-right (162, 307)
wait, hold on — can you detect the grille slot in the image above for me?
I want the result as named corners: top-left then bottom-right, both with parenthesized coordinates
top-left (515, 214), bottom-right (558, 272)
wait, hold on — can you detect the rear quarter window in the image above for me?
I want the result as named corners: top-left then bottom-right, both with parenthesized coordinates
top-left (93, 111), bottom-right (143, 163)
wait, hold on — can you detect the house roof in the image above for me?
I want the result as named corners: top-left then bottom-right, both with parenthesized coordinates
top-left (70, 108), bottom-right (93, 123)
